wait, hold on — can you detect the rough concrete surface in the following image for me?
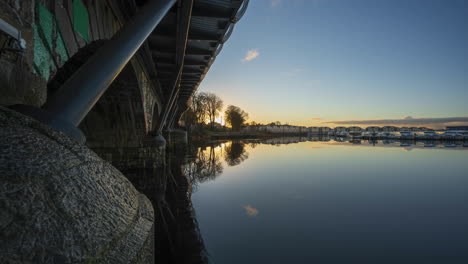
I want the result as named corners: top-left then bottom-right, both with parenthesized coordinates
top-left (0, 106), bottom-right (154, 263)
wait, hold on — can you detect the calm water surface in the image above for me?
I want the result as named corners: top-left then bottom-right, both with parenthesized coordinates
top-left (189, 139), bottom-right (468, 263)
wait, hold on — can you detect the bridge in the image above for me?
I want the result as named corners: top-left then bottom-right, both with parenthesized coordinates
top-left (1, 0), bottom-right (247, 145)
top-left (0, 0), bottom-right (247, 262)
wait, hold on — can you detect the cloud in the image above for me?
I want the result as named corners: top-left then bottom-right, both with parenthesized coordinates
top-left (326, 117), bottom-right (468, 125)
top-left (242, 49), bottom-right (259, 62)
top-left (270, 0), bottom-right (281, 7)
top-left (308, 117), bottom-right (322, 121)
top-left (243, 205), bottom-right (259, 216)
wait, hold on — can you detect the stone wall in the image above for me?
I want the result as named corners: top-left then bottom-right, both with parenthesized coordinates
top-left (0, 0), bottom-right (161, 132)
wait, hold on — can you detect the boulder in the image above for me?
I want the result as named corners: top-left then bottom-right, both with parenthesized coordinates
top-left (0, 106), bottom-right (154, 263)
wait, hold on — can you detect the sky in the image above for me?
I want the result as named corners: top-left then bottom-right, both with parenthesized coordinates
top-left (198, 0), bottom-right (468, 129)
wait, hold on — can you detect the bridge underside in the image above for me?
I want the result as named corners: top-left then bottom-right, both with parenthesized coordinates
top-left (0, 1), bottom-right (248, 262)
top-left (1, 0), bottom-right (247, 145)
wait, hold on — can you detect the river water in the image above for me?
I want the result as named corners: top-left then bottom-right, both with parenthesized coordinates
top-left (187, 138), bottom-right (468, 263)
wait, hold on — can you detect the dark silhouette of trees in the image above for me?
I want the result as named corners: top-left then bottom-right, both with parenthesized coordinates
top-left (225, 105), bottom-right (248, 131)
top-left (205, 93), bottom-right (223, 128)
top-left (184, 92), bottom-right (223, 129)
top-left (268, 121), bottom-right (281, 126)
top-left (192, 92), bottom-right (209, 124)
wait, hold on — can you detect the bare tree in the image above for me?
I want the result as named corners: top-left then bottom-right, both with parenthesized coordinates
top-left (191, 92), bottom-right (208, 124)
top-left (205, 93), bottom-right (223, 128)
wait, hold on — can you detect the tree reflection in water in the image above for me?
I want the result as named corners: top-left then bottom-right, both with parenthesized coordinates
top-left (224, 141), bottom-right (248, 166)
top-left (184, 142), bottom-right (224, 188)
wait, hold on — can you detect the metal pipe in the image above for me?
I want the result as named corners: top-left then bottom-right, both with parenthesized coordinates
top-left (156, 67), bottom-right (183, 134)
top-left (0, 18), bottom-right (26, 49)
top-left (43, 0), bottom-right (176, 126)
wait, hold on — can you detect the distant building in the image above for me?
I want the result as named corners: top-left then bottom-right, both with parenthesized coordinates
top-left (382, 126), bottom-right (398, 132)
top-left (335, 126), bottom-right (347, 132)
top-left (366, 126), bottom-right (381, 132)
top-left (255, 124), bottom-right (307, 134)
top-left (319, 127), bottom-right (331, 134)
top-left (309, 127), bottom-right (320, 134)
top-left (400, 127), bottom-right (410, 132)
top-left (346, 126), bottom-right (362, 132)
top-left (446, 126), bottom-right (468, 131)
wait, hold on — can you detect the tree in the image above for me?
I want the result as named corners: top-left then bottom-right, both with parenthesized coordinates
top-left (224, 105), bottom-right (249, 131)
top-left (205, 93), bottom-right (223, 128)
top-left (191, 92), bottom-right (208, 124)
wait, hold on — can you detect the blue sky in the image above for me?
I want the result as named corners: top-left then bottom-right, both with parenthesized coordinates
top-left (198, 0), bottom-right (468, 128)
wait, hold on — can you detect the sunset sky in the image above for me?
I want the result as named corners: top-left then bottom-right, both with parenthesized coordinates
top-left (199, 0), bottom-right (468, 129)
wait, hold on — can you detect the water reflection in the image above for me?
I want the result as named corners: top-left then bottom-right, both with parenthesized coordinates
top-left (224, 141), bottom-right (248, 166)
top-left (191, 137), bottom-right (468, 263)
top-left (185, 142), bottom-right (224, 187)
top-left (92, 136), bottom-right (467, 264)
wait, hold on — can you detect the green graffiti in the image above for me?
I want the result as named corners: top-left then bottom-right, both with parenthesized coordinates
top-left (33, 23), bottom-right (54, 79)
top-left (73, 0), bottom-right (90, 42)
top-left (33, 2), bottom-right (69, 80)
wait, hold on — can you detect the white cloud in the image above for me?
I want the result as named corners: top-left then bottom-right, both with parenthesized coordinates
top-left (243, 205), bottom-right (259, 216)
top-left (270, 0), bottom-right (281, 7)
top-left (242, 49), bottom-right (260, 62)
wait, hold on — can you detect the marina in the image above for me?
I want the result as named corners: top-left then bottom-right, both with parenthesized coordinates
top-left (327, 126), bottom-right (468, 141)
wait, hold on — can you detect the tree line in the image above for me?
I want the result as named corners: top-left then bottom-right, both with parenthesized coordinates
top-left (181, 92), bottom-right (248, 131)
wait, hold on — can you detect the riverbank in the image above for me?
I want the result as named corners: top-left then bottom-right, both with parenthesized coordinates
top-left (190, 131), bottom-right (309, 140)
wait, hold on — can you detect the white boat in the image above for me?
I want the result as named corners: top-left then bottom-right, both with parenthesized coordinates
top-left (442, 132), bottom-right (463, 140)
top-left (336, 131), bottom-right (351, 137)
top-left (400, 131), bottom-right (415, 139)
top-left (423, 131), bottom-right (441, 140)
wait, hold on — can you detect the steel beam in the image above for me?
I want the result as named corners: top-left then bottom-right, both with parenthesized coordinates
top-left (155, 0), bottom-right (193, 134)
top-left (43, 0), bottom-right (176, 126)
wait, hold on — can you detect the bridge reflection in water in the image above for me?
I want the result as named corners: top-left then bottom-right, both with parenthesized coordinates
top-left (90, 140), bottom-right (248, 264)
top-left (90, 136), bottom-right (466, 263)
